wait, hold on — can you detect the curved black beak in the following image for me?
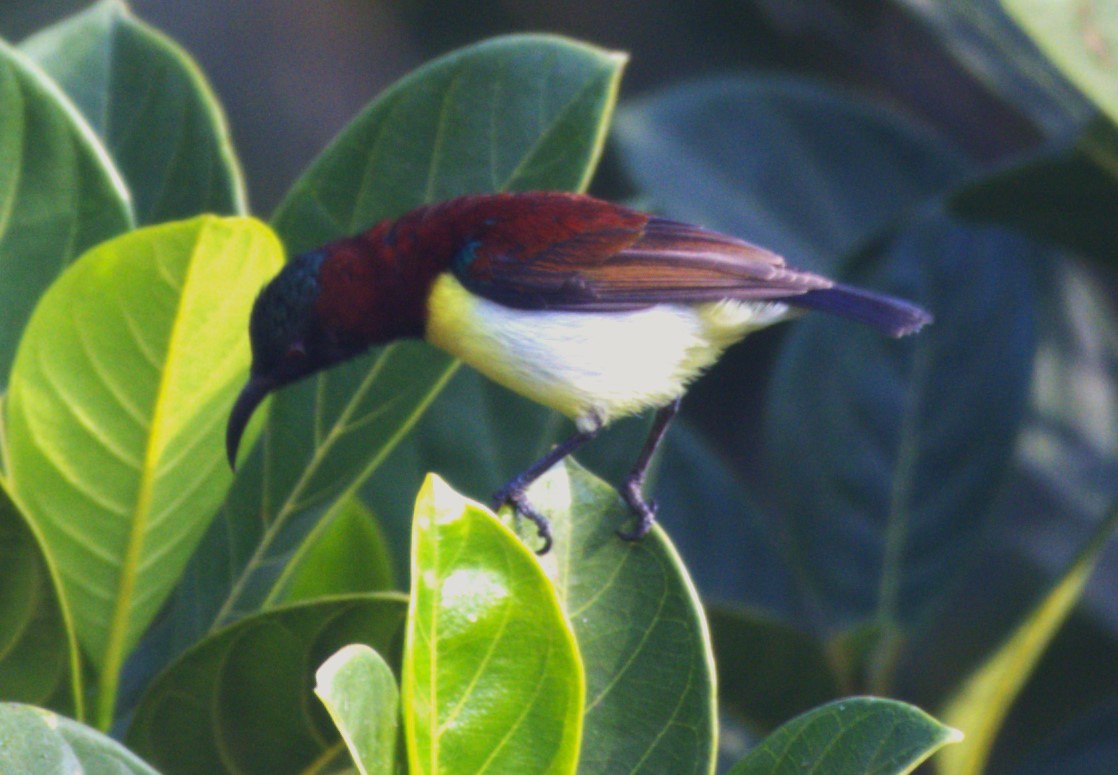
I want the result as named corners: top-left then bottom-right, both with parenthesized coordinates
top-left (226, 375), bottom-right (274, 470)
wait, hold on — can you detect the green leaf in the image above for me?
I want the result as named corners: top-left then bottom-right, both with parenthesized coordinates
top-left (709, 605), bottom-right (838, 734)
top-left (765, 214), bottom-right (1038, 633)
top-left (0, 38), bottom-right (132, 390)
top-left (403, 475), bottom-right (583, 775)
top-left (522, 460), bottom-right (718, 774)
top-left (727, 697), bottom-right (961, 775)
top-left (20, 0), bottom-right (246, 224)
top-left (272, 33), bottom-right (625, 251)
top-left (901, 3), bottom-right (1093, 134)
top-left (315, 644), bottom-right (400, 775)
top-left (0, 702), bottom-right (159, 774)
top-left (612, 75), bottom-right (969, 274)
top-left (5, 216), bottom-right (283, 727)
top-left (128, 594), bottom-right (407, 775)
top-left (936, 502), bottom-right (1118, 775)
top-left (1001, 0), bottom-right (1118, 125)
top-left (278, 495), bottom-right (397, 603)
top-left (181, 34), bottom-right (625, 636)
top-left (951, 117), bottom-right (1118, 268)
top-left (0, 482), bottom-right (77, 715)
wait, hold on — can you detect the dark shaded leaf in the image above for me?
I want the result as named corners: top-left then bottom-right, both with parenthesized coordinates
top-left (937, 502), bottom-right (1118, 775)
top-left (0, 39), bottom-right (131, 389)
top-left (765, 215), bottom-right (1038, 630)
top-left (129, 595), bottom-right (406, 775)
top-left (612, 75), bottom-right (970, 274)
top-left (21, 0), bottom-right (246, 224)
top-left (952, 118), bottom-right (1118, 268)
top-left (0, 483), bottom-right (75, 715)
top-left (278, 496), bottom-right (396, 603)
top-left (710, 605), bottom-right (838, 734)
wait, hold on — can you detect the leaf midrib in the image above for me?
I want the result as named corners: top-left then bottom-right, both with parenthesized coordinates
top-left (96, 219), bottom-right (210, 727)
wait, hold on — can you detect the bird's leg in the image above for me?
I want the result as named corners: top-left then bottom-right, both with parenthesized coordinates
top-left (617, 397), bottom-right (681, 541)
top-left (492, 412), bottom-right (604, 554)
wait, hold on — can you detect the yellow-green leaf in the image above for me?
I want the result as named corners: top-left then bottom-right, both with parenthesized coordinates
top-left (5, 216), bottom-right (283, 726)
top-left (403, 475), bottom-right (584, 774)
top-left (937, 503), bottom-right (1118, 775)
top-left (1001, 0), bottom-right (1118, 126)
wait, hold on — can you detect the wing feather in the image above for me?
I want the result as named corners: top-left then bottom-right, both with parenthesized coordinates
top-left (458, 212), bottom-right (833, 311)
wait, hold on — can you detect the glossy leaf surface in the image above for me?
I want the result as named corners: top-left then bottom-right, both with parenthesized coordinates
top-left (315, 644), bottom-right (400, 775)
top-left (21, 0), bottom-right (245, 224)
top-left (129, 595), bottom-right (407, 775)
top-left (0, 38), bottom-right (131, 389)
top-left (523, 461), bottom-right (718, 775)
top-left (727, 697), bottom-right (961, 775)
top-left (404, 475), bottom-right (583, 775)
top-left (5, 217), bottom-right (282, 723)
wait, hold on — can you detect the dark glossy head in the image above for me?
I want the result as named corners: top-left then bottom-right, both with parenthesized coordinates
top-left (226, 249), bottom-right (346, 469)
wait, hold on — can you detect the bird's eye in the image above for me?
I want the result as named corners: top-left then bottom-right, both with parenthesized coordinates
top-left (284, 342), bottom-right (307, 362)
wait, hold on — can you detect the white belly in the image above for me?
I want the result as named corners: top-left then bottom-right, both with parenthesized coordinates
top-left (425, 274), bottom-right (793, 427)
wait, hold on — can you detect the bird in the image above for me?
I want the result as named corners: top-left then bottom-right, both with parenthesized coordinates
top-left (226, 191), bottom-right (931, 553)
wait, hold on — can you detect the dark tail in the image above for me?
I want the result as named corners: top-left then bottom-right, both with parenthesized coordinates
top-left (792, 283), bottom-right (932, 338)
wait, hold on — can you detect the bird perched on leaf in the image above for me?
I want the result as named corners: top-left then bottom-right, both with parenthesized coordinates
top-left (227, 191), bottom-right (931, 553)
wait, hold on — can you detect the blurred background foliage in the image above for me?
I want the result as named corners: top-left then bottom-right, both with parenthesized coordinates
top-left (3, 1), bottom-right (1118, 772)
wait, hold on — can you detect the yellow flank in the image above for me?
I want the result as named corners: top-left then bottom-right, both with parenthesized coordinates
top-left (425, 274), bottom-right (794, 427)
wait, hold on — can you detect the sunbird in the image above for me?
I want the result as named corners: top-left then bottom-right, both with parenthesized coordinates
top-left (227, 191), bottom-right (931, 552)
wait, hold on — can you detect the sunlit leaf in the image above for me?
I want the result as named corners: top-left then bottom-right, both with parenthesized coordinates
top-left (6, 216), bottom-right (283, 726)
top-left (316, 644), bottom-right (400, 775)
top-left (0, 702), bottom-right (158, 774)
top-left (403, 475), bottom-right (583, 775)
top-left (1001, 0), bottom-right (1118, 125)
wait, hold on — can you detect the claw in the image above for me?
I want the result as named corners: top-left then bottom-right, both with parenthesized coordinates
top-left (493, 488), bottom-right (553, 555)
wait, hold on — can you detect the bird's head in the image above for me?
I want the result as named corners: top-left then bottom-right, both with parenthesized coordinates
top-left (226, 248), bottom-right (350, 469)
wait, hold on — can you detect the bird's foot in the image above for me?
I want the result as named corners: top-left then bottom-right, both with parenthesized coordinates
top-left (492, 486), bottom-right (553, 555)
top-left (617, 476), bottom-right (657, 541)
